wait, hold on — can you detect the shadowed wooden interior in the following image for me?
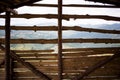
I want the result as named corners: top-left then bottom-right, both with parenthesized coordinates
top-left (0, 0), bottom-right (120, 80)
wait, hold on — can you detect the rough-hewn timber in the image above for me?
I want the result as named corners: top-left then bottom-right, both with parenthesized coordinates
top-left (0, 38), bottom-right (120, 44)
top-left (0, 26), bottom-right (120, 34)
top-left (0, 14), bottom-right (120, 21)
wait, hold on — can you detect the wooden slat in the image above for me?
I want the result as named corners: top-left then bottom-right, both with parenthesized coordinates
top-left (0, 76), bottom-right (119, 80)
top-left (0, 38), bottom-right (120, 44)
top-left (62, 47), bottom-right (120, 52)
top-left (0, 45), bottom-right (51, 80)
top-left (11, 56), bottom-right (110, 68)
top-left (13, 61), bottom-right (120, 71)
top-left (71, 51), bottom-right (120, 80)
top-left (0, 47), bottom-right (119, 54)
top-left (1, 26), bottom-right (120, 34)
top-left (0, 52), bottom-right (114, 58)
top-left (0, 14), bottom-right (120, 21)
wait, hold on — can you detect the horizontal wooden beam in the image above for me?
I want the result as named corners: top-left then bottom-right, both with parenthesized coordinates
top-left (0, 47), bottom-right (119, 53)
top-left (0, 14), bottom-right (120, 21)
top-left (28, 4), bottom-right (120, 8)
top-left (0, 45), bottom-right (51, 80)
top-left (0, 38), bottom-right (120, 44)
top-left (62, 47), bottom-right (120, 52)
top-left (12, 50), bottom-right (54, 53)
top-left (0, 52), bottom-right (114, 58)
top-left (0, 26), bottom-right (120, 34)
top-left (0, 67), bottom-right (120, 74)
top-left (0, 71), bottom-right (119, 80)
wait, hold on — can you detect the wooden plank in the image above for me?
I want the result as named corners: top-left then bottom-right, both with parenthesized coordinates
top-left (14, 50), bottom-right (54, 53)
top-left (7, 56), bottom-right (109, 61)
top-left (0, 45), bottom-right (51, 80)
top-left (0, 47), bottom-right (119, 54)
top-left (0, 14), bottom-right (120, 21)
top-left (0, 52), bottom-right (114, 58)
top-left (62, 47), bottom-right (120, 52)
top-left (0, 76), bottom-right (119, 80)
top-left (71, 52), bottom-right (120, 80)
top-left (0, 38), bottom-right (120, 44)
top-left (0, 72), bottom-right (120, 80)
top-left (12, 61), bottom-right (120, 71)
top-left (12, 56), bottom-right (109, 68)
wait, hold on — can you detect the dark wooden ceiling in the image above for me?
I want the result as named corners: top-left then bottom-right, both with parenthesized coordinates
top-left (0, 0), bottom-right (41, 13)
top-left (86, 0), bottom-right (120, 6)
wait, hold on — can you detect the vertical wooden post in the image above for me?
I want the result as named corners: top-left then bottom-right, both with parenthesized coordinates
top-left (58, 0), bottom-right (63, 80)
top-left (5, 11), bottom-right (11, 80)
top-left (10, 58), bottom-right (14, 80)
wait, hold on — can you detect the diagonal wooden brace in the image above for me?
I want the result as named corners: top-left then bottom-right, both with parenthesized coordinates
top-left (72, 51), bottom-right (120, 80)
top-left (0, 44), bottom-right (51, 80)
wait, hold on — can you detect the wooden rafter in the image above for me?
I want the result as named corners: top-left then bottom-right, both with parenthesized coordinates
top-left (28, 4), bottom-right (120, 8)
top-left (0, 38), bottom-right (120, 44)
top-left (0, 14), bottom-right (120, 21)
top-left (0, 26), bottom-right (120, 34)
top-left (0, 45), bottom-right (51, 80)
top-left (71, 51), bottom-right (120, 80)
top-left (0, 0), bottom-right (42, 13)
top-left (12, 0), bottom-right (42, 9)
top-left (62, 47), bottom-right (120, 52)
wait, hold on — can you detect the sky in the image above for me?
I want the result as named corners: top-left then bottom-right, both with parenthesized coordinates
top-left (0, 0), bottom-right (120, 26)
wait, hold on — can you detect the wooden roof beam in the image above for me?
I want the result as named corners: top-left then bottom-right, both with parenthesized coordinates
top-left (0, 14), bottom-right (120, 21)
top-left (28, 4), bottom-right (120, 8)
top-left (0, 44), bottom-right (51, 80)
top-left (11, 0), bottom-right (42, 9)
top-left (0, 47), bottom-right (119, 53)
top-left (62, 47), bottom-right (120, 52)
top-left (0, 38), bottom-right (120, 44)
top-left (0, 26), bottom-right (120, 34)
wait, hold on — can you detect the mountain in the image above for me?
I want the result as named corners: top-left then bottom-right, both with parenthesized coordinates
top-left (63, 23), bottom-right (120, 39)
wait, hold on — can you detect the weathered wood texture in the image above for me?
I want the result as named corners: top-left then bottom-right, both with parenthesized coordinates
top-left (0, 38), bottom-right (120, 44)
top-left (0, 14), bottom-right (120, 21)
top-left (28, 4), bottom-right (120, 8)
top-left (0, 1), bottom-right (120, 80)
top-left (0, 26), bottom-right (120, 34)
top-left (0, 45), bottom-right (51, 80)
top-left (0, 47), bottom-right (120, 80)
